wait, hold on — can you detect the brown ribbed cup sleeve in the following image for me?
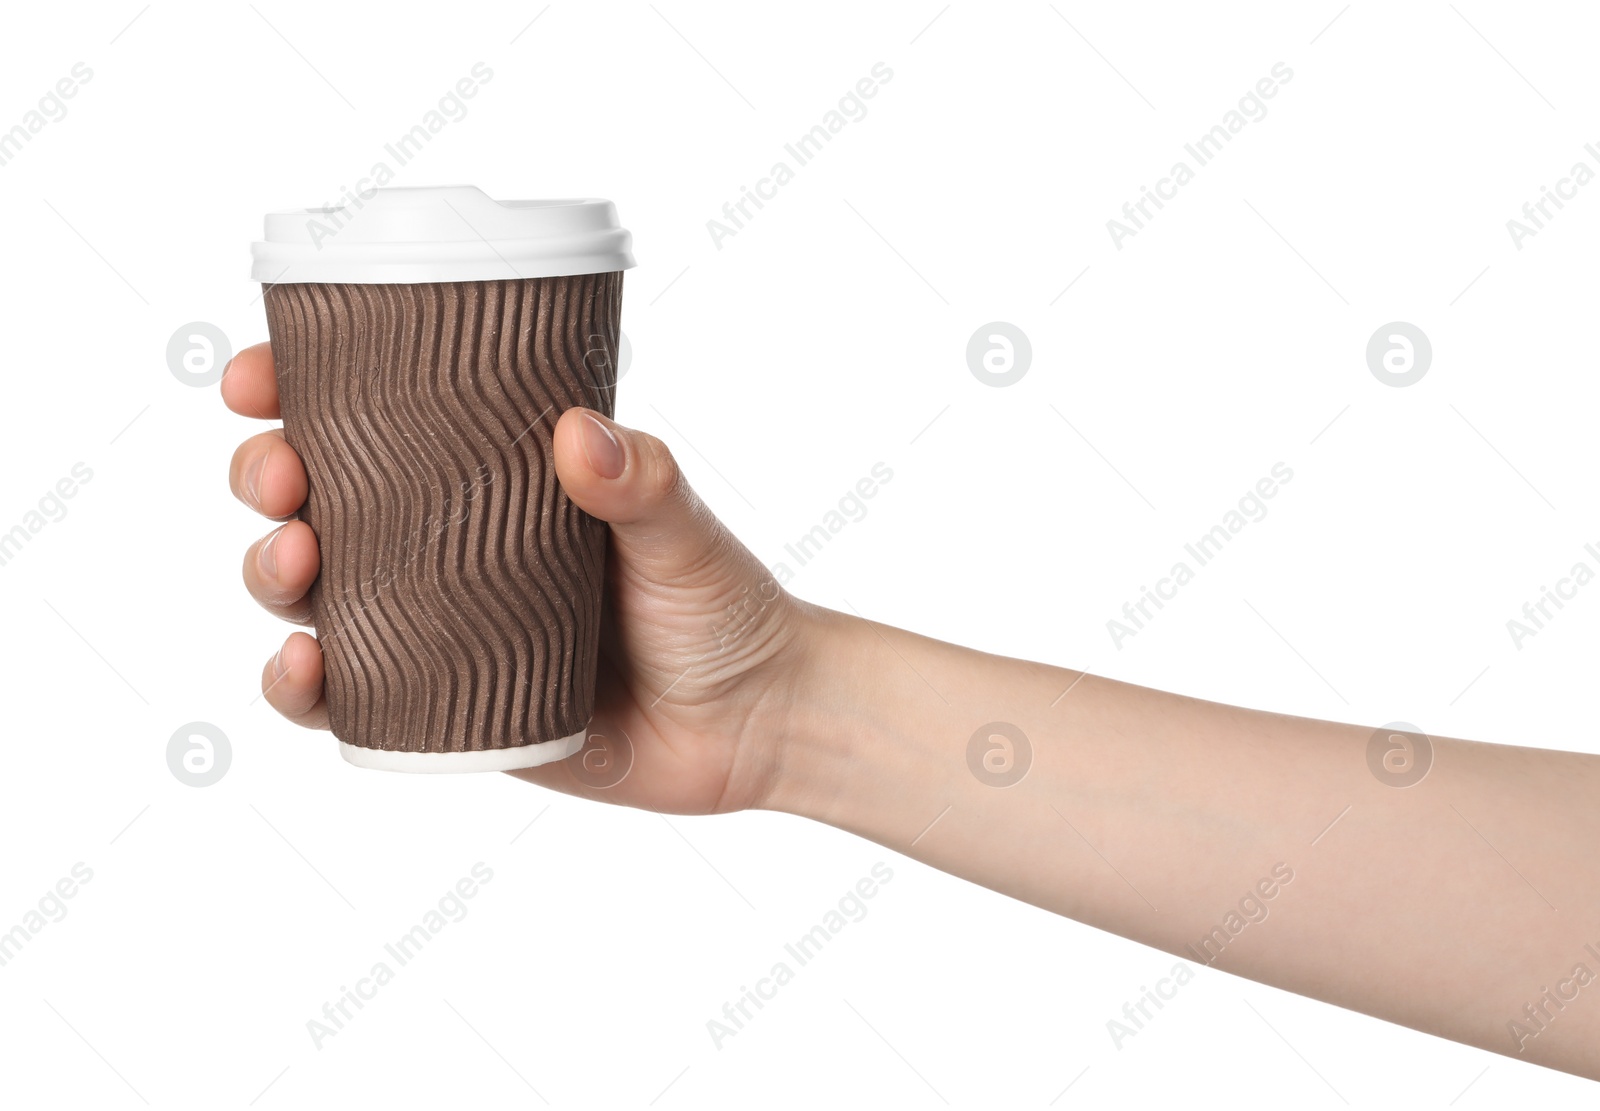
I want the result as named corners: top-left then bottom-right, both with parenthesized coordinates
top-left (262, 274), bottom-right (623, 754)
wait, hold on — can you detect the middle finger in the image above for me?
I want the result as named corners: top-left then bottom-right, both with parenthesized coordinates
top-left (229, 429), bottom-right (308, 520)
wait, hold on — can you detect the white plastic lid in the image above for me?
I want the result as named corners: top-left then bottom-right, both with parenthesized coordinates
top-left (250, 186), bottom-right (635, 284)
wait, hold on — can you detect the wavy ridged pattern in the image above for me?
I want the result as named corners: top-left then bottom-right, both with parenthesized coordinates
top-left (263, 275), bottom-right (622, 754)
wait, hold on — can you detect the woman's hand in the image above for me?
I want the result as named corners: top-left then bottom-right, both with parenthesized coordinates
top-left (222, 341), bottom-right (813, 815)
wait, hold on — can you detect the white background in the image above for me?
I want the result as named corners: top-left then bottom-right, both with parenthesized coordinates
top-left (0, 0), bottom-right (1596, 1106)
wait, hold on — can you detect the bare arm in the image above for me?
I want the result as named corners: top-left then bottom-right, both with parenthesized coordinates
top-left (766, 605), bottom-right (1600, 1080)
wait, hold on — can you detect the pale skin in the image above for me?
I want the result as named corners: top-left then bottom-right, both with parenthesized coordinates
top-left (224, 342), bottom-right (1600, 1081)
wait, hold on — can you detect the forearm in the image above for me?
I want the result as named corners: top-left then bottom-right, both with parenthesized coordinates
top-left (766, 605), bottom-right (1600, 1079)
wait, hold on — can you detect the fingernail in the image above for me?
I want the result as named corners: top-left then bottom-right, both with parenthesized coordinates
top-left (243, 453), bottom-right (265, 507)
top-left (220, 356), bottom-right (235, 386)
top-left (270, 645), bottom-right (286, 681)
top-left (259, 526), bottom-right (282, 579)
top-left (581, 412), bottom-right (625, 480)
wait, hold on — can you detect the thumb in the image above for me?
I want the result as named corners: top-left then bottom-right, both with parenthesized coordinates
top-left (553, 408), bottom-right (741, 586)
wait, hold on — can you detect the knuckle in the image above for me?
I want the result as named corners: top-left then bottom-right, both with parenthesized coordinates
top-left (638, 433), bottom-right (683, 502)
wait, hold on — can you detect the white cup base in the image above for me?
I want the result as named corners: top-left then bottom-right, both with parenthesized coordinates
top-left (338, 728), bottom-right (588, 773)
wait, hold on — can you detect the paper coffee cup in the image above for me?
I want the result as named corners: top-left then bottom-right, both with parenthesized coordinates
top-left (250, 186), bottom-right (634, 772)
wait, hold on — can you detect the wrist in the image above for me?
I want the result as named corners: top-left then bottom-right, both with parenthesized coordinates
top-left (752, 600), bottom-right (861, 819)
top-left (753, 601), bottom-right (963, 843)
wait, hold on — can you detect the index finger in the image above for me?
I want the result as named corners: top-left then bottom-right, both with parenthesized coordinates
top-left (220, 341), bottom-right (280, 420)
